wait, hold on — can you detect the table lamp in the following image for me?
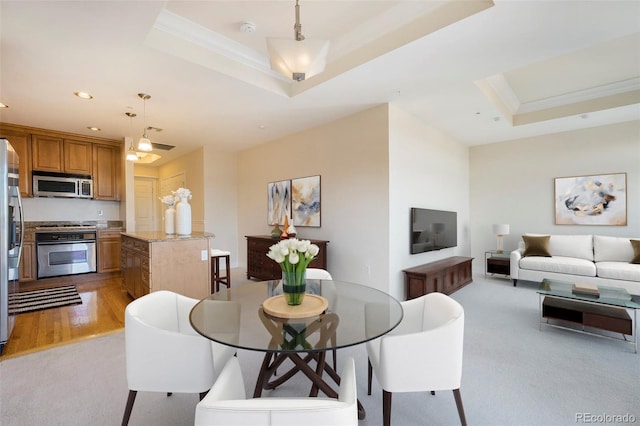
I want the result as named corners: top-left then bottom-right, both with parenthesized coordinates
top-left (492, 224), bottom-right (510, 253)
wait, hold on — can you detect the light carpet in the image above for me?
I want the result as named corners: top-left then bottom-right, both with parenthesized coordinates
top-left (1, 276), bottom-right (638, 426)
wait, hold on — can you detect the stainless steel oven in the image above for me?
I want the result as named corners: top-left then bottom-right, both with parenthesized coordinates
top-left (35, 227), bottom-right (97, 279)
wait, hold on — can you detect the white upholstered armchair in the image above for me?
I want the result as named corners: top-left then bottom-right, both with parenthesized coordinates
top-left (194, 356), bottom-right (359, 426)
top-left (121, 290), bottom-right (236, 426)
top-left (366, 292), bottom-right (467, 426)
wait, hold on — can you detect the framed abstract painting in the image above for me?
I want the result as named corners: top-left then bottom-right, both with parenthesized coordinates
top-left (292, 175), bottom-right (321, 227)
top-left (554, 172), bottom-right (627, 225)
top-left (267, 180), bottom-right (291, 225)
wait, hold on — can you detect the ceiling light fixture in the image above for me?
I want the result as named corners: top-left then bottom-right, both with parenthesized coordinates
top-left (125, 112), bottom-right (139, 162)
top-left (74, 91), bottom-right (93, 99)
top-left (137, 93), bottom-right (153, 152)
top-left (266, 0), bottom-right (329, 81)
top-left (0, 103), bottom-right (9, 108)
top-left (87, 126), bottom-right (101, 131)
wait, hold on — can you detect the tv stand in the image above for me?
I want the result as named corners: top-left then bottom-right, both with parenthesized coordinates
top-left (402, 256), bottom-right (473, 299)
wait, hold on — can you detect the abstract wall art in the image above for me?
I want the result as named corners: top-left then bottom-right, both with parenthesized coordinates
top-left (554, 173), bottom-right (627, 225)
top-left (267, 180), bottom-right (291, 225)
top-left (292, 175), bottom-right (321, 227)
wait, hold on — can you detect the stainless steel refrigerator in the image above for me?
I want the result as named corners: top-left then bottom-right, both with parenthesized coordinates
top-left (1, 138), bottom-right (24, 354)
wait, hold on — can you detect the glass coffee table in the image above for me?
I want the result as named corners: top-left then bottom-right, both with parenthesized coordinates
top-left (537, 278), bottom-right (639, 353)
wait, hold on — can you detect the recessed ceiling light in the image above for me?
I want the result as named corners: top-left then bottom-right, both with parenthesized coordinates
top-left (87, 126), bottom-right (101, 131)
top-left (0, 103), bottom-right (8, 108)
top-left (74, 91), bottom-right (93, 99)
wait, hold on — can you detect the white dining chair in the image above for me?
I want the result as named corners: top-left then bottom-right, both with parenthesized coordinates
top-left (121, 290), bottom-right (236, 426)
top-left (366, 292), bottom-right (467, 426)
top-left (194, 356), bottom-right (359, 426)
top-left (306, 268), bottom-right (338, 370)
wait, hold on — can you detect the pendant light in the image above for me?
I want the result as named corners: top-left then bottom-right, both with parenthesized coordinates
top-left (125, 112), bottom-right (139, 161)
top-left (266, 0), bottom-right (329, 81)
top-left (137, 93), bottom-right (153, 152)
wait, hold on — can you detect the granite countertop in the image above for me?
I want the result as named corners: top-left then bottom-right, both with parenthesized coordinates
top-left (120, 231), bottom-right (215, 242)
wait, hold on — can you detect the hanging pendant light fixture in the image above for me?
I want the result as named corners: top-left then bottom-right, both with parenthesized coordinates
top-left (266, 0), bottom-right (329, 81)
top-left (137, 93), bottom-right (153, 152)
top-left (125, 112), bottom-right (139, 162)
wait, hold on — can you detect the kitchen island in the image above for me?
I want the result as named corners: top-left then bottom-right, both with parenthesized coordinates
top-left (120, 231), bottom-right (214, 300)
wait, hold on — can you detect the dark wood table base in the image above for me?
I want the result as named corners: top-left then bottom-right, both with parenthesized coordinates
top-left (253, 351), bottom-right (366, 420)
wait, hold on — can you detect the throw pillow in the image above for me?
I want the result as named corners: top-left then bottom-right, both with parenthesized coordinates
top-left (630, 239), bottom-right (640, 264)
top-left (522, 235), bottom-right (552, 257)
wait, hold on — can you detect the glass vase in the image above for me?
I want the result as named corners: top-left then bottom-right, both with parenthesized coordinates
top-left (282, 270), bottom-right (306, 306)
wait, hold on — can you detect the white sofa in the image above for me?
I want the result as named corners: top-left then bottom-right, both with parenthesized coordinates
top-left (510, 234), bottom-right (640, 295)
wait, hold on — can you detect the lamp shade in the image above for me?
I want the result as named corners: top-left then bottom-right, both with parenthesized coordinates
top-left (266, 38), bottom-right (329, 81)
top-left (492, 224), bottom-right (510, 235)
top-left (137, 136), bottom-right (152, 152)
top-left (126, 148), bottom-right (139, 161)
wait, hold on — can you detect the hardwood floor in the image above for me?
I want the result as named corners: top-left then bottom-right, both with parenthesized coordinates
top-left (0, 273), bottom-right (132, 359)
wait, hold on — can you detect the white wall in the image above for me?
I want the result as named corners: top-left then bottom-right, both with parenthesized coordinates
top-left (469, 120), bottom-right (640, 273)
top-left (388, 104), bottom-right (471, 300)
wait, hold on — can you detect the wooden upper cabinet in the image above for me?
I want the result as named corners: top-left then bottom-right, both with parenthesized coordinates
top-left (93, 143), bottom-right (121, 200)
top-left (63, 139), bottom-right (93, 175)
top-left (0, 128), bottom-right (32, 196)
top-left (32, 135), bottom-right (64, 172)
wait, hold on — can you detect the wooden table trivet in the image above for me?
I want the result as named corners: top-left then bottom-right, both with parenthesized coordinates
top-left (262, 294), bottom-right (329, 319)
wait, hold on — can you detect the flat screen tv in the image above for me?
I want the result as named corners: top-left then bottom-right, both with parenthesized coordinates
top-left (410, 208), bottom-right (457, 254)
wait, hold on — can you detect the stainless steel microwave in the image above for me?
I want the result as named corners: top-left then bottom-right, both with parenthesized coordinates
top-left (33, 173), bottom-right (93, 199)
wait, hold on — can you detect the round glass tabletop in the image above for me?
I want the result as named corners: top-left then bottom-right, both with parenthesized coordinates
top-left (189, 279), bottom-right (403, 353)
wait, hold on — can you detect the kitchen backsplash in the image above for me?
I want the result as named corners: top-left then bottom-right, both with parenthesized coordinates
top-left (22, 197), bottom-right (121, 222)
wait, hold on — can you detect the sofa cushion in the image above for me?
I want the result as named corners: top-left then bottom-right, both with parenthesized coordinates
top-left (522, 235), bottom-right (551, 257)
top-left (548, 234), bottom-right (594, 261)
top-left (596, 262), bottom-right (640, 282)
top-left (519, 256), bottom-right (596, 277)
top-left (593, 235), bottom-right (634, 262)
top-left (631, 240), bottom-right (640, 264)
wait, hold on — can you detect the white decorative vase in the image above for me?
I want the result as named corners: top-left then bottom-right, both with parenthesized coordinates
top-left (175, 196), bottom-right (192, 235)
top-left (164, 206), bottom-right (176, 234)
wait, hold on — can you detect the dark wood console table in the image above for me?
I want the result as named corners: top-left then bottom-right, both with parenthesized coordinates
top-left (403, 256), bottom-right (473, 300)
top-left (245, 235), bottom-right (329, 280)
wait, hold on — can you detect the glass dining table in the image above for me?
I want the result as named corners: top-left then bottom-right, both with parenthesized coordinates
top-left (189, 279), bottom-right (403, 419)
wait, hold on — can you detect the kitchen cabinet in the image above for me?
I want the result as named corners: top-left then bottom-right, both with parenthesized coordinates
top-left (93, 143), bottom-right (121, 201)
top-left (0, 127), bottom-right (32, 196)
top-left (32, 135), bottom-right (93, 175)
top-left (98, 228), bottom-right (122, 273)
top-left (246, 235), bottom-right (329, 280)
top-left (19, 230), bottom-right (36, 282)
top-left (31, 135), bottom-right (65, 173)
top-left (63, 139), bottom-right (93, 175)
top-left (121, 235), bottom-right (149, 299)
top-left (1, 123), bottom-right (123, 198)
top-left (121, 232), bottom-right (213, 300)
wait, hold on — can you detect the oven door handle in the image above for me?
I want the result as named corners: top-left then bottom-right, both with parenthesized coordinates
top-left (36, 240), bottom-right (96, 245)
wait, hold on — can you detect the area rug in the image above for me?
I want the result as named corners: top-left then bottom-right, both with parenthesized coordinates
top-left (8, 285), bottom-right (82, 314)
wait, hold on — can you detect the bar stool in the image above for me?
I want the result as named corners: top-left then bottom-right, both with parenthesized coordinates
top-left (210, 249), bottom-right (231, 293)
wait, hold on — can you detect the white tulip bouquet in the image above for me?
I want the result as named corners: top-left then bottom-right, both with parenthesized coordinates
top-left (267, 238), bottom-right (320, 304)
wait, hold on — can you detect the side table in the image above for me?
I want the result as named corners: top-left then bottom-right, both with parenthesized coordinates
top-left (485, 250), bottom-right (510, 278)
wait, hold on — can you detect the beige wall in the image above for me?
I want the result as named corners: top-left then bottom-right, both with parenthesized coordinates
top-left (470, 120), bottom-right (640, 273)
top-left (158, 147), bottom-right (205, 232)
top-left (203, 146), bottom-right (238, 262)
top-left (388, 104), bottom-right (471, 299)
top-left (238, 105), bottom-right (391, 291)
